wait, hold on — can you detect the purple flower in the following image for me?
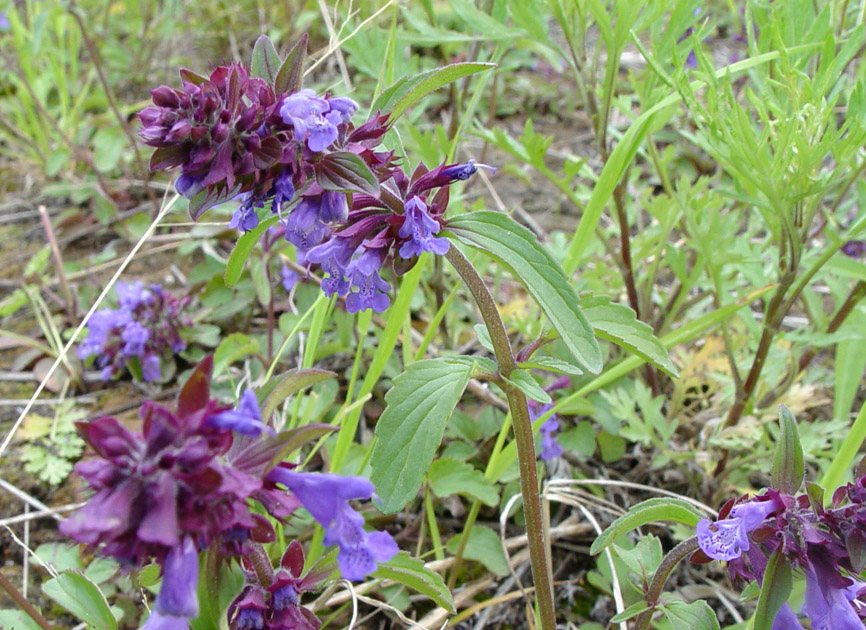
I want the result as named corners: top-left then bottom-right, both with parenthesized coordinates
top-left (174, 173), bottom-right (205, 199)
top-left (230, 197), bottom-right (262, 233)
top-left (398, 196), bottom-right (449, 259)
top-left (284, 197), bottom-right (330, 250)
top-left (842, 240), bottom-right (866, 258)
top-left (539, 416), bottom-right (563, 461)
top-left (326, 96), bottom-right (358, 123)
top-left (279, 90), bottom-right (339, 152)
top-left (77, 282), bottom-right (190, 382)
top-left (144, 536), bottom-right (199, 630)
top-left (281, 265), bottom-right (299, 292)
top-left (271, 171), bottom-right (295, 215)
top-left (319, 191), bottom-right (348, 223)
top-left (803, 564), bottom-right (866, 630)
top-left (345, 246), bottom-right (390, 313)
top-left (696, 498), bottom-right (779, 561)
top-left (206, 390), bottom-right (272, 436)
top-left (305, 238), bottom-right (353, 298)
top-left (439, 159), bottom-right (495, 182)
top-left (228, 586), bottom-right (268, 630)
top-left (265, 469), bottom-right (398, 581)
top-left (60, 359), bottom-right (263, 567)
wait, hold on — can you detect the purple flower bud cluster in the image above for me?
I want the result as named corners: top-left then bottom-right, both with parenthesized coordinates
top-left (62, 357), bottom-right (397, 630)
top-left (228, 542), bottom-right (327, 630)
top-left (299, 159), bottom-right (494, 313)
top-left (77, 281), bottom-right (189, 381)
top-left (141, 54), bottom-right (495, 313)
top-left (695, 478), bottom-right (866, 629)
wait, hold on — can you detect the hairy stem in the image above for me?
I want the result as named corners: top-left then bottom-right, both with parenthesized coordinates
top-left (248, 542), bottom-right (275, 587)
top-left (634, 536), bottom-right (700, 630)
top-left (0, 570), bottom-right (56, 630)
top-left (445, 247), bottom-right (556, 630)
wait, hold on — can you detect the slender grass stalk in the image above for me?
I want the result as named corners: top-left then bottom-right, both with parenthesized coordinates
top-left (821, 397), bottom-right (866, 499)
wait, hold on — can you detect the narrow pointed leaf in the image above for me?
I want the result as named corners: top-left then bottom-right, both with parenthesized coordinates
top-left (772, 405), bottom-right (804, 495)
top-left (232, 424), bottom-right (336, 477)
top-left (371, 62), bottom-right (495, 122)
top-left (275, 34), bottom-right (308, 94)
top-left (370, 357), bottom-right (474, 513)
top-left (314, 151), bottom-right (379, 195)
top-left (373, 553), bottom-right (455, 613)
top-left (251, 35), bottom-right (281, 84)
top-left (188, 184), bottom-right (242, 220)
top-left (259, 368), bottom-right (337, 421)
top-left (753, 550), bottom-right (792, 630)
top-left (580, 293), bottom-right (678, 377)
top-left (225, 215), bottom-right (280, 287)
top-left (590, 498), bottom-right (703, 555)
top-left (448, 212), bottom-right (602, 374)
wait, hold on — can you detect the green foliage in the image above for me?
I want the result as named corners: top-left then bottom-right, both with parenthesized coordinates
top-left (19, 401), bottom-right (86, 486)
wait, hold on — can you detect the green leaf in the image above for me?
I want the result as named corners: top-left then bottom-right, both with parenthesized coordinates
top-left (371, 62), bottom-right (495, 122)
top-left (772, 405), bottom-right (805, 495)
top-left (448, 212), bottom-right (602, 374)
top-left (214, 333), bottom-right (259, 373)
top-left (275, 34), bottom-right (307, 94)
top-left (373, 553), bottom-right (455, 613)
top-left (504, 370), bottom-right (551, 404)
top-left (42, 572), bottom-right (116, 630)
top-left (224, 215), bottom-right (280, 287)
top-left (516, 356), bottom-right (583, 376)
top-left (753, 550), bottom-right (792, 630)
top-left (314, 151), bottom-right (379, 195)
top-left (232, 424), bottom-right (336, 477)
top-left (259, 368), bottom-right (337, 421)
top-left (589, 498), bottom-right (704, 555)
top-left (660, 600), bottom-right (720, 630)
top-left (92, 127), bottom-right (125, 173)
top-left (580, 293), bottom-right (678, 377)
top-left (0, 609), bottom-right (43, 630)
top-left (610, 600), bottom-right (652, 623)
top-left (370, 357), bottom-right (475, 513)
top-left (251, 35), bottom-right (281, 83)
top-left (445, 525), bottom-right (510, 576)
top-left (428, 457), bottom-right (499, 506)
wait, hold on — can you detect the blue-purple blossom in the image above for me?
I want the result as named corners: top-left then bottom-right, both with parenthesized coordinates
top-left (305, 238), bottom-right (352, 298)
top-left (842, 240), bottom-right (866, 258)
top-left (539, 415), bottom-right (563, 461)
top-left (279, 90), bottom-right (343, 152)
top-left (271, 171), bottom-right (295, 215)
top-left (228, 587), bottom-right (268, 630)
top-left (345, 246), bottom-right (390, 313)
top-left (206, 389), bottom-right (272, 436)
top-left (398, 196), bottom-right (449, 259)
top-left (77, 281), bottom-right (189, 382)
top-left (281, 265), bottom-right (299, 292)
top-left (230, 195), bottom-right (263, 232)
top-left (696, 498), bottom-right (779, 561)
top-left (144, 536), bottom-right (199, 630)
top-left (439, 159), bottom-right (495, 182)
top-left (265, 469), bottom-right (398, 581)
top-left (804, 564), bottom-right (866, 630)
top-left (284, 197), bottom-right (331, 250)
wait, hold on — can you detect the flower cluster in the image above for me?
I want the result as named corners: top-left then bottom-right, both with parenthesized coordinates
top-left (77, 281), bottom-right (189, 381)
top-left (141, 52), bottom-right (493, 313)
top-left (62, 357), bottom-right (397, 630)
top-left (695, 479), bottom-right (866, 629)
top-left (228, 542), bottom-right (328, 630)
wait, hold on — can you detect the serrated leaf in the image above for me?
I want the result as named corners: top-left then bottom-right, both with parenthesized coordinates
top-left (590, 498), bottom-right (703, 555)
top-left (517, 356), bottom-right (583, 376)
top-left (370, 357), bottom-right (474, 513)
top-left (428, 458), bottom-right (499, 506)
top-left (448, 212), bottom-right (602, 374)
top-left (225, 215), bottom-right (280, 287)
top-left (753, 550), bottom-right (792, 630)
top-left (251, 35), bottom-right (281, 83)
top-left (772, 405), bottom-right (805, 495)
top-left (373, 553), bottom-right (455, 613)
top-left (580, 293), bottom-right (678, 377)
top-left (504, 370), bottom-right (551, 404)
top-left (314, 152), bottom-right (379, 195)
top-left (371, 62), bottom-right (495, 122)
top-left (42, 572), bottom-right (116, 630)
top-left (259, 368), bottom-right (337, 421)
top-left (660, 600), bottom-right (720, 630)
top-left (275, 34), bottom-right (308, 95)
top-left (445, 525), bottom-right (509, 576)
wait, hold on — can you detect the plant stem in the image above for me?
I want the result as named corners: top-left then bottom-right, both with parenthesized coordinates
top-left (634, 536), bottom-right (700, 630)
top-left (0, 570), bottom-right (56, 630)
top-left (38, 206), bottom-right (76, 325)
top-left (445, 247), bottom-right (556, 630)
